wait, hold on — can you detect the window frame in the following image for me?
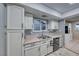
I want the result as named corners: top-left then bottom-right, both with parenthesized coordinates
top-left (32, 18), bottom-right (47, 32)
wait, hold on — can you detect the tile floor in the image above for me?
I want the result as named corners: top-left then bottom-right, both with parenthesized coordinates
top-left (65, 40), bottom-right (79, 54)
top-left (48, 48), bottom-right (79, 56)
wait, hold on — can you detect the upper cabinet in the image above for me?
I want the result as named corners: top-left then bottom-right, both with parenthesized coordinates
top-left (7, 5), bottom-right (24, 29)
top-left (48, 20), bottom-right (58, 30)
top-left (24, 14), bottom-right (33, 29)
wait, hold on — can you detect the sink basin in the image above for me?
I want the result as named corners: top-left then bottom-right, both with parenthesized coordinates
top-left (38, 35), bottom-right (51, 39)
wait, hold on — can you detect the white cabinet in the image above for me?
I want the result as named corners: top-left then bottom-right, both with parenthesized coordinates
top-left (40, 43), bottom-right (47, 56)
top-left (0, 29), bottom-right (6, 56)
top-left (47, 41), bottom-right (53, 53)
top-left (25, 45), bottom-right (40, 56)
top-left (0, 4), bottom-right (6, 28)
top-left (6, 5), bottom-right (24, 56)
top-left (7, 30), bottom-right (23, 56)
top-left (54, 21), bottom-right (58, 29)
top-left (48, 20), bottom-right (58, 29)
top-left (7, 5), bottom-right (24, 29)
top-left (0, 4), bottom-right (6, 56)
top-left (24, 14), bottom-right (33, 29)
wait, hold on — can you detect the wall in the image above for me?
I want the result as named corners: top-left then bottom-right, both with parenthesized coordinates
top-left (0, 3), bottom-right (6, 56)
top-left (58, 20), bottom-right (65, 34)
top-left (58, 20), bottom-right (65, 46)
top-left (64, 22), bottom-right (73, 43)
top-left (72, 21), bottom-right (79, 40)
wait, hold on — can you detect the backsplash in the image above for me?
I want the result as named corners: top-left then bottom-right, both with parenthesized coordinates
top-left (24, 29), bottom-right (61, 40)
top-left (24, 29), bottom-right (32, 35)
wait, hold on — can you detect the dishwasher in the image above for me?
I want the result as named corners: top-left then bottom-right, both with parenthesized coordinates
top-left (53, 37), bottom-right (60, 52)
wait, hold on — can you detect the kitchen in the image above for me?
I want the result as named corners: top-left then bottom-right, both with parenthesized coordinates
top-left (23, 13), bottom-right (63, 56)
top-left (24, 16), bottom-right (63, 56)
top-left (0, 3), bottom-right (79, 56)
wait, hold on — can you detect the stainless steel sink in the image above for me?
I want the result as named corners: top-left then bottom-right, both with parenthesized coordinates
top-left (38, 35), bottom-right (51, 39)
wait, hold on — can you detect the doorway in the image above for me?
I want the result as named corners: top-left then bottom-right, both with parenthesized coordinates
top-left (65, 19), bottom-right (79, 54)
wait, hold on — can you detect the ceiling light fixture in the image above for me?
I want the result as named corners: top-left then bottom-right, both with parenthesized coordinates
top-left (42, 15), bottom-right (47, 17)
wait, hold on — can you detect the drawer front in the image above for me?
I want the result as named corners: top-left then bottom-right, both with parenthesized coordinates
top-left (41, 41), bottom-right (47, 44)
top-left (34, 42), bottom-right (40, 45)
top-left (47, 46), bottom-right (53, 53)
top-left (40, 43), bottom-right (47, 56)
top-left (25, 46), bottom-right (40, 56)
top-left (47, 42), bottom-right (53, 53)
top-left (24, 44), bottom-right (33, 48)
top-left (24, 42), bottom-right (41, 48)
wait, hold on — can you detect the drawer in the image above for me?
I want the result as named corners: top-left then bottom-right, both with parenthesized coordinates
top-left (40, 43), bottom-right (48, 56)
top-left (41, 41), bottom-right (47, 44)
top-left (24, 41), bottom-right (41, 48)
top-left (34, 41), bottom-right (40, 45)
top-left (24, 44), bottom-right (33, 48)
top-left (25, 45), bottom-right (40, 56)
top-left (47, 46), bottom-right (53, 53)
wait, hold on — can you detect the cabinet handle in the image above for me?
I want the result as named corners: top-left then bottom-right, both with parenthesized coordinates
top-left (21, 24), bottom-right (23, 29)
top-left (22, 33), bottom-right (23, 38)
top-left (4, 25), bottom-right (7, 28)
top-left (47, 44), bottom-right (48, 48)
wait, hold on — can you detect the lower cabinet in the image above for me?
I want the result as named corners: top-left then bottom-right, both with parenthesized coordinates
top-left (25, 45), bottom-right (40, 56)
top-left (7, 30), bottom-right (23, 56)
top-left (0, 29), bottom-right (6, 56)
top-left (24, 42), bottom-right (54, 56)
top-left (47, 42), bottom-right (53, 53)
top-left (40, 43), bottom-right (48, 56)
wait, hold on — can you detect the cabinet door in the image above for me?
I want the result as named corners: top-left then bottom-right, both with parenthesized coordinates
top-left (25, 46), bottom-right (40, 56)
top-left (47, 42), bottom-right (53, 53)
top-left (55, 21), bottom-right (58, 29)
top-left (48, 21), bottom-right (58, 29)
top-left (40, 43), bottom-right (47, 56)
top-left (0, 4), bottom-right (6, 28)
top-left (0, 29), bottom-right (6, 56)
top-left (48, 21), bottom-right (54, 29)
top-left (0, 4), bottom-right (6, 56)
top-left (7, 5), bottom-right (24, 29)
top-left (24, 14), bottom-right (33, 29)
top-left (7, 30), bottom-right (23, 56)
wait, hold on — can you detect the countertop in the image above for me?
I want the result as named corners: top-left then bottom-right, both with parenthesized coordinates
top-left (24, 35), bottom-right (41, 44)
top-left (24, 33), bottom-right (63, 45)
top-left (46, 33), bottom-right (62, 38)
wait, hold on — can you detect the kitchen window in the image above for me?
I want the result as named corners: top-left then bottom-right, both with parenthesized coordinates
top-left (33, 18), bottom-right (47, 32)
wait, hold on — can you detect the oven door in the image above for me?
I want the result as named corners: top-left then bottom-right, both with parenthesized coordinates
top-left (53, 37), bottom-right (59, 52)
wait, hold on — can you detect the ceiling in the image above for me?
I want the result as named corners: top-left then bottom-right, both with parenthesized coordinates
top-left (17, 3), bottom-right (60, 20)
top-left (43, 3), bottom-right (79, 14)
top-left (65, 15), bottom-right (79, 22)
top-left (15, 3), bottom-right (79, 21)
top-left (24, 6), bottom-right (59, 20)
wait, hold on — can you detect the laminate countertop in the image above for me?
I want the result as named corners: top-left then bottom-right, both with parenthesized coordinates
top-left (45, 33), bottom-right (63, 38)
top-left (24, 35), bottom-right (41, 44)
top-left (24, 33), bottom-right (63, 44)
